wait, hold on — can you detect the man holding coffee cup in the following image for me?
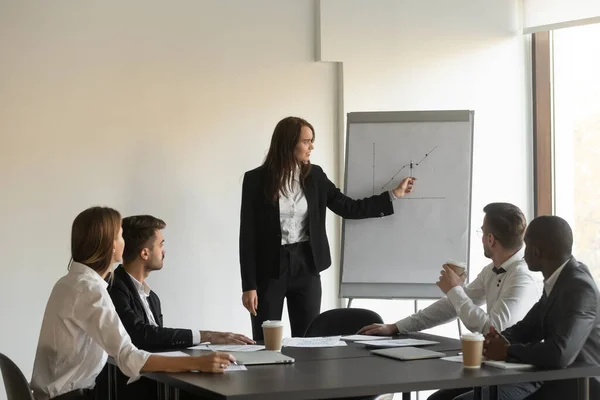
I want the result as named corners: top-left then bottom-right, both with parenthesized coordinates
top-left (358, 203), bottom-right (540, 398)
top-left (360, 203), bottom-right (539, 337)
top-left (444, 260), bottom-right (467, 281)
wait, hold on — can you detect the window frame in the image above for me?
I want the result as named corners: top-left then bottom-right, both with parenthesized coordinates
top-left (532, 31), bottom-right (554, 217)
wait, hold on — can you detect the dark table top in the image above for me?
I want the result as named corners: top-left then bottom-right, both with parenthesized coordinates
top-left (146, 354), bottom-right (600, 400)
top-left (140, 332), bottom-right (596, 399)
top-left (182, 332), bottom-right (462, 362)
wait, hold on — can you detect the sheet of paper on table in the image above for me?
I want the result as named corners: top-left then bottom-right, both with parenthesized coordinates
top-left (282, 336), bottom-right (345, 347)
top-left (188, 344), bottom-right (265, 352)
top-left (355, 339), bottom-right (439, 348)
top-left (341, 335), bottom-right (392, 341)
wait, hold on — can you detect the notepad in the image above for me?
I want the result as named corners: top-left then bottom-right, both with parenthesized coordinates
top-left (441, 356), bottom-right (535, 370)
top-left (440, 355), bottom-right (463, 363)
top-left (483, 360), bottom-right (535, 370)
top-left (225, 364), bottom-right (247, 372)
top-left (282, 336), bottom-right (343, 347)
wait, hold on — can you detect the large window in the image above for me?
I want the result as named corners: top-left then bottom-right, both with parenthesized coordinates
top-left (535, 23), bottom-right (600, 282)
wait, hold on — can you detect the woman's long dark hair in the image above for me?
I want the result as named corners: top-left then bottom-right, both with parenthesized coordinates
top-left (262, 116), bottom-right (314, 202)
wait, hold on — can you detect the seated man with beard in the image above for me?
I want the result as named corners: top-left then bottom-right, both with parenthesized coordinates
top-left (107, 215), bottom-right (253, 399)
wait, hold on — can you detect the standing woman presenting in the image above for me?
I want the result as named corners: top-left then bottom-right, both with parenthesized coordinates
top-left (239, 116), bottom-right (415, 340)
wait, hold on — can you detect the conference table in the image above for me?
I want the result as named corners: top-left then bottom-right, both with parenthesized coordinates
top-left (107, 332), bottom-right (599, 400)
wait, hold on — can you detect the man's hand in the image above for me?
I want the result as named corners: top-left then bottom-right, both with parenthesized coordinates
top-left (484, 325), bottom-right (500, 342)
top-left (483, 326), bottom-right (510, 361)
top-left (436, 264), bottom-right (463, 294)
top-left (242, 290), bottom-right (258, 316)
top-left (357, 323), bottom-right (399, 336)
top-left (444, 263), bottom-right (467, 283)
top-left (392, 177), bottom-right (416, 198)
top-left (202, 331), bottom-right (255, 345)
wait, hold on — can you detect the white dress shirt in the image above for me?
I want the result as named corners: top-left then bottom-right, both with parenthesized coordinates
top-left (127, 272), bottom-right (201, 344)
top-left (544, 258), bottom-right (569, 296)
top-left (278, 168), bottom-right (398, 245)
top-left (279, 171), bottom-right (309, 245)
top-left (395, 249), bottom-right (541, 334)
top-left (31, 262), bottom-right (151, 400)
top-left (127, 273), bottom-right (159, 326)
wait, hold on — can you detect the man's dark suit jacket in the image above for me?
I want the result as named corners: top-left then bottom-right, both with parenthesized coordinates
top-left (239, 164), bottom-right (394, 291)
top-left (109, 265), bottom-right (193, 350)
top-left (105, 265), bottom-right (196, 399)
top-left (502, 258), bottom-right (600, 399)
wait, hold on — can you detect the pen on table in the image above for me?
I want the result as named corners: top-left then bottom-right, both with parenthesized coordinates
top-left (207, 344), bottom-right (238, 365)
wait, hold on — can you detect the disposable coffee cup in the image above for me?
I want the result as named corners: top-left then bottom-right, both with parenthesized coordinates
top-left (461, 332), bottom-right (484, 368)
top-left (262, 320), bottom-right (284, 351)
top-left (445, 259), bottom-right (467, 277)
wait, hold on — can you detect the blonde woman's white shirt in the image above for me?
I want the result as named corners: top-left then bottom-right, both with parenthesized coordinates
top-left (31, 262), bottom-right (150, 400)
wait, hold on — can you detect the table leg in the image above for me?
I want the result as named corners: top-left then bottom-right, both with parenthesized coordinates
top-left (402, 393), bottom-right (411, 400)
top-left (473, 387), bottom-right (483, 400)
top-left (164, 382), bottom-right (170, 400)
top-left (156, 382), bottom-right (163, 400)
top-left (578, 377), bottom-right (589, 400)
top-left (107, 363), bottom-right (116, 400)
top-left (106, 364), bottom-right (112, 400)
top-left (162, 383), bottom-right (180, 400)
top-left (489, 385), bottom-right (498, 400)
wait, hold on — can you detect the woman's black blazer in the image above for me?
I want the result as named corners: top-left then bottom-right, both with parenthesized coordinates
top-left (239, 164), bottom-right (394, 291)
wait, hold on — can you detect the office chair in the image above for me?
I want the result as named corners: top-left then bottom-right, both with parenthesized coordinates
top-left (0, 353), bottom-right (35, 400)
top-left (304, 308), bottom-right (384, 337)
top-left (304, 308), bottom-right (393, 400)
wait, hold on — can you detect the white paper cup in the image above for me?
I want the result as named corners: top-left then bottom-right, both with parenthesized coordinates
top-left (461, 332), bottom-right (485, 368)
top-left (446, 259), bottom-right (467, 276)
top-left (262, 320), bottom-right (284, 351)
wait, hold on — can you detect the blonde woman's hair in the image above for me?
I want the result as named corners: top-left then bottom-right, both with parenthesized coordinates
top-left (71, 206), bottom-right (121, 278)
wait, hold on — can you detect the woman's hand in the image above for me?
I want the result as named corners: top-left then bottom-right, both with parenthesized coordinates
top-left (242, 290), bottom-right (258, 316)
top-left (392, 177), bottom-right (416, 198)
top-left (193, 352), bottom-right (236, 373)
top-left (142, 352), bottom-right (236, 374)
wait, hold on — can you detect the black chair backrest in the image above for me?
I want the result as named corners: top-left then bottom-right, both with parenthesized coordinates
top-left (304, 308), bottom-right (384, 337)
top-left (0, 353), bottom-right (35, 400)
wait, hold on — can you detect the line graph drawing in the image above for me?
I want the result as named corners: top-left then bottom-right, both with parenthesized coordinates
top-left (372, 143), bottom-right (376, 195)
top-left (375, 145), bottom-right (446, 200)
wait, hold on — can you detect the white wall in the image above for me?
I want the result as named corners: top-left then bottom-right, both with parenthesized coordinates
top-left (523, 0), bottom-right (600, 32)
top-left (0, 1), bottom-right (337, 397)
top-left (318, 0), bottom-right (533, 361)
top-left (0, 1), bottom-right (533, 399)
